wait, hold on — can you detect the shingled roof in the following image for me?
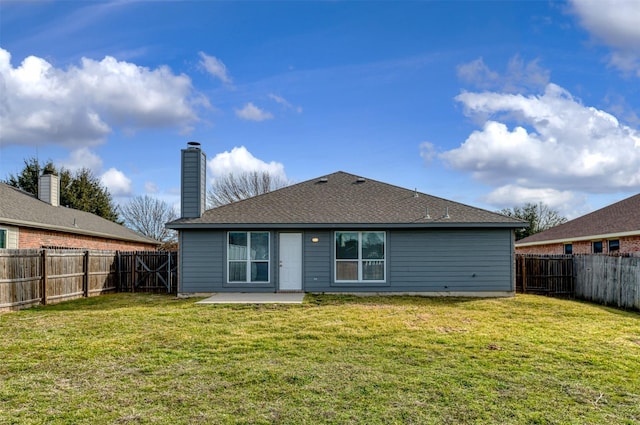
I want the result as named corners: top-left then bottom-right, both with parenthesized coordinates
top-left (168, 171), bottom-right (523, 229)
top-left (0, 182), bottom-right (159, 245)
top-left (516, 193), bottom-right (640, 246)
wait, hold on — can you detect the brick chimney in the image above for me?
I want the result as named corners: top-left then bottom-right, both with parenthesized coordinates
top-left (181, 142), bottom-right (206, 219)
top-left (38, 172), bottom-right (60, 207)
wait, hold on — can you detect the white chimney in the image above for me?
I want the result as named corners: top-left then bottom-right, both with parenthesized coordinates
top-left (38, 173), bottom-right (60, 207)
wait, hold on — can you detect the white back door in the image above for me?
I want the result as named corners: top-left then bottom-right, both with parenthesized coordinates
top-left (279, 233), bottom-right (303, 291)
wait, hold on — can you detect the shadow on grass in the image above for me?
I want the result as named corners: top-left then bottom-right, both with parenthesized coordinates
top-left (26, 293), bottom-right (190, 313)
top-left (571, 296), bottom-right (640, 319)
top-left (21, 292), bottom-right (492, 314)
top-left (304, 293), bottom-right (483, 307)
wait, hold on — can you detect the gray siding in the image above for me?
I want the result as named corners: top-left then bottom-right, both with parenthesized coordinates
top-left (303, 231), bottom-right (332, 292)
top-left (180, 148), bottom-right (206, 219)
top-left (179, 230), bottom-right (223, 292)
top-left (179, 229), bottom-right (277, 293)
top-left (386, 229), bottom-right (514, 292)
top-left (302, 228), bottom-right (513, 293)
top-left (178, 228), bottom-right (514, 294)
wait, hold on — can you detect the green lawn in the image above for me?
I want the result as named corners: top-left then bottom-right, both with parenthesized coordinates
top-left (1, 294), bottom-right (638, 425)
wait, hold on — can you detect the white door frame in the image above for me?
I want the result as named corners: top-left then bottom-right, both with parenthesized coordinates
top-left (279, 233), bottom-right (303, 291)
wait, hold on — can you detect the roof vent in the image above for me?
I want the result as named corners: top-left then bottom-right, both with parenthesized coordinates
top-left (318, 177), bottom-right (328, 183)
top-left (356, 177), bottom-right (366, 183)
top-left (424, 207), bottom-right (431, 219)
top-left (443, 207), bottom-right (450, 219)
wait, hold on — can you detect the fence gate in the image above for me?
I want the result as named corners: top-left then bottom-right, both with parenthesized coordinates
top-left (119, 251), bottom-right (177, 293)
top-left (516, 254), bottom-right (574, 296)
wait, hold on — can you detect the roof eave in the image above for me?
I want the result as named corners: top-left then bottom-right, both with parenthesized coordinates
top-left (0, 218), bottom-right (160, 246)
top-left (166, 221), bottom-right (523, 230)
top-left (515, 229), bottom-right (640, 247)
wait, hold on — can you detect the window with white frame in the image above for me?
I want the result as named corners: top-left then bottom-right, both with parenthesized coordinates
top-left (335, 231), bottom-right (385, 282)
top-left (228, 231), bottom-right (270, 283)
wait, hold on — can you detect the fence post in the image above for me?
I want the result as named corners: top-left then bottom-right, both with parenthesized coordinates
top-left (116, 251), bottom-right (121, 292)
top-left (521, 256), bottom-right (527, 293)
top-left (83, 250), bottom-right (90, 297)
top-left (131, 253), bottom-right (136, 293)
top-left (41, 249), bottom-right (48, 306)
top-left (167, 251), bottom-right (171, 293)
top-left (617, 255), bottom-right (622, 308)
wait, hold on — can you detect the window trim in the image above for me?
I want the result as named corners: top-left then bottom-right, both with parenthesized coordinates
top-left (334, 231), bottom-right (386, 283)
top-left (592, 241), bottom-right (603, 254)
top-left (608, 239), bottom-right (620, 252)
top-left (226, 231), bottom-right (270, 284)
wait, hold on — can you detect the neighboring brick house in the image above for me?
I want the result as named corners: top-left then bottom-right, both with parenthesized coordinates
top-left (0, 175), bottom-right (159, 250)
top-left (516, 193), bottom-right (640, 255)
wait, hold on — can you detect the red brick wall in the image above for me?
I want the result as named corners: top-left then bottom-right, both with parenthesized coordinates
top-left (516, 235), bottom-right (640, 255)
top-left (18, 227), bottom-right (157, 251)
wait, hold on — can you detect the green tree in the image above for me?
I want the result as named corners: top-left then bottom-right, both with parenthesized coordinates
top-left (4, 157), bottom-right (120, 223)
top-left (4, 158), bottom-right (57, 195)
top-left (499, 202), bottom-right (567, 240)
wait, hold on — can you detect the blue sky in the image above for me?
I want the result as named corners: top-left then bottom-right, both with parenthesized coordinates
top-left (1, 0), bottom-right (639, 219)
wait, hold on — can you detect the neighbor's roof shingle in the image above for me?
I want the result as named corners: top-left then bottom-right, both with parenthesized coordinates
top-left (168, 171), bottom-right (522, 228)
top-left (516, 193), bottom-right (640, 246)
top-left (0, 182), bottom-right (158, 245)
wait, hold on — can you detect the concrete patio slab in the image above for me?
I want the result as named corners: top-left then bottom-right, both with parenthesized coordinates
top-left (196, 292), bottom-right (305, 304)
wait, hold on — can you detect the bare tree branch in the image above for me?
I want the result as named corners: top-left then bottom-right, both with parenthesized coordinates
top-left (207, 171), bottom-right (289, 207)
top-left (120, 195), bottom-right (178, 243)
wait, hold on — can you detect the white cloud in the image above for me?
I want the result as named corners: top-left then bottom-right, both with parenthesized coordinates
top-left (483, 185), bottom-right (582, 214)
top-left (456, 58), bottom-right (500, 89)
top-left (61, 147), bottom-right (103, 172)
top-left (100, 167), bottom-right (133, 197)
top-left (268, 93), bottom-right (303, 113)
top-left (198, 52), bottom-right (232, 83)
top-left (207, 146), bottom-right (286, 181)
top-left (441, 83), bottom-right (640, 194)
top-left (569, 0), bottom-right (640, 76)
top-left (457, 56), bottom-right (550, 93)
top-left (419, 142), bottom-right (436, 164)
top-left (235, 102), bottom-right (274, 121)
top-left (609, 51), bottom-right (640, 76)
top-left (144, 181), bottom-right (159, 193)
top-left (0, 48), bottom-right (199, 148)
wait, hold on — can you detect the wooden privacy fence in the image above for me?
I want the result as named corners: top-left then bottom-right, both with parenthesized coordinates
top-left (118, 251), bottom-right (178, 293)
top-left (0, 249), bottom-right (177, 312)
top-left (573, 254), bottom-right (640, 310)
top-left (517, 254), bottom-right (640, 310)
top-left (516, 255), bottom-right (574, 296)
